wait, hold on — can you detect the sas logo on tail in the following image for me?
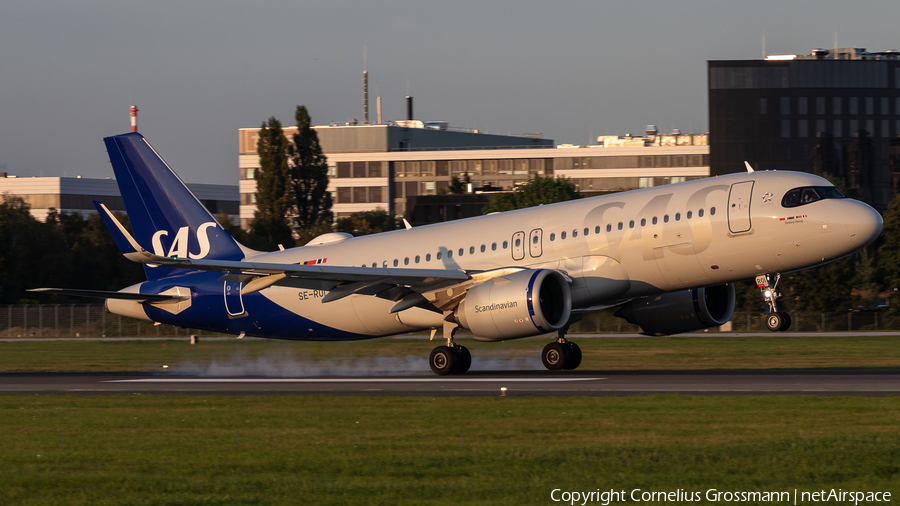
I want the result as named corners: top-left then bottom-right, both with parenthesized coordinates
top-left (151, 222), bottom-right (218, 261)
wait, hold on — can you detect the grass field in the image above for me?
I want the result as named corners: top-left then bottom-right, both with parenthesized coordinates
top-left (1, 395), bottom-right (899, 505)
top-left (2, 334), bottom-right (900, 374)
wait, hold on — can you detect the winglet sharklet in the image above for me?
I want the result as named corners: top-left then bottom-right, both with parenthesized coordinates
top-left (93, 201), bottom-right (179, 266)
top-left (744, 161), bottom-right (754, 173)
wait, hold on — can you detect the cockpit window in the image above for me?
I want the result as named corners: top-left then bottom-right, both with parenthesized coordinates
top-left (781, 186), bottom-right (844, 208)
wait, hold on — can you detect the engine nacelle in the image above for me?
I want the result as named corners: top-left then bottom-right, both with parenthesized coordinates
top-left (456, 269), bottom-right (572, 341)
top-left (616, 284), bottom-right (735, 336)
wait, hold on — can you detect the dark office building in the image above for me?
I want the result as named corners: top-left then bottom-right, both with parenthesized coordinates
top-left (709, 48), bottom-right (900, 208)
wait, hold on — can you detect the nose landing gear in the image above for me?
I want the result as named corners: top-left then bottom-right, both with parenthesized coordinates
top-left (757, 274), bottom-right (792, 332)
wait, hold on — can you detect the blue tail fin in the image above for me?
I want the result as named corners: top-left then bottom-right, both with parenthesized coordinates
top-left (104, 132), bottom-right (246, 280)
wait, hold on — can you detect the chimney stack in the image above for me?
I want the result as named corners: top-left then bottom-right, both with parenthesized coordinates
top-left (406, 96), bottom-right (413, 121)
top-left (376, 96), bottom-right (382, 124)
top-left (363, 71), bottom-right (369, 125)
top-left (130, 105), bottom-right (138, 132)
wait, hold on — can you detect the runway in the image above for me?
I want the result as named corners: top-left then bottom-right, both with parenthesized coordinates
top-left (1, 369), bottom-right (899, 396)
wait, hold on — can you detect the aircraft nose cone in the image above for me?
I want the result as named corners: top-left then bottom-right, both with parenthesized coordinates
top-left (846, 200), bottom-right (883, 248)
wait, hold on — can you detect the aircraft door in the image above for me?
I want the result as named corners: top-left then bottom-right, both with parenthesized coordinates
top-left (511, 231), bottom-right (525, 261)
top-left (224, 280), bottom-right (247, 318)
top-left (727, 181), bottom-right (754, 234)
top-left (529, 229), bottom-right (543, 258)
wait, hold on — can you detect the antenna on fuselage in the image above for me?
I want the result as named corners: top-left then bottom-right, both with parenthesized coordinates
top-left (744, 161), bottom-right (755, 173)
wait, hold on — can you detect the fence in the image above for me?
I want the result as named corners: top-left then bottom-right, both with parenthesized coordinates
top-left (1, 304), bottom-right (218, 338)
top-left (0, 304), bottom-right (892, 338)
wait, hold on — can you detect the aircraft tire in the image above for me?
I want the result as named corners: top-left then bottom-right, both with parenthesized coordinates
top-left (429, 346), bottom-right (456, 375)
top-left (453, 345), bottom-right (472, 375)
top-left (563, 342), bottom-right (582, 370)
top-left (781, 312), bottom-right (792, 332)
top-left (542, 342), bottom-right (569, 371)
top-left (765, 312), bottom-right (785, 332)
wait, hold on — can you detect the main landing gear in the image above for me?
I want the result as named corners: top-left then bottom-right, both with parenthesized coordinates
top-left (541, 316), bottom-right (583, 371)
top-left (757, 274), bottom-right (792, 332)
top-left (429, 315), bottom-right (471, 376)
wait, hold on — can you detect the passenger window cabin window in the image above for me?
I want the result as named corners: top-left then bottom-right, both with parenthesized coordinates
top-left (503, 241), bottom-right (508, 249)
top-left (459, 248), bottom-right (464, 256)
top-left (699, 209), bottom-right (704, 217)
top-left (652, 217), bottom-right (658, 225)
top-left (617, 222), bottom-right (623, 230)
top-left (436, 252), bottom-right (442, 260)
top-left (404, 258), bottom-right (409, 265)
top-left (415, 255), bottom-right (420, 263)
top-left (675, 213), bottom-right (681, 221)
top-left (532, 236), bottom-right (538, 244)
top-left (480, 245), bottom-right (486, 253)
top-left (710, 207), bottom-right (716, 215)
top-left (595, 226), bottom-right (601, 234)
top-left (426, 254), bottom-right (432, 261)
top-left (573, 229), bottom-right (578, 237)
top-left (641, 218), bottom-right (646, 226)
top-left (687, 211), bottom-right (693, 219)
top-left (628, 220), bottom-right (634, 229)
top-left (514, 238), bottom-right (520, 248)
top-left (584, 228), bottom-right (589, 236)
top-left (372, 262), bottom-right (377, 268)
top-left (448, 250), bottom-right (453, 258)
top-left (393, 259), bottom-right (399, 267)
top-left (492, 243), bottom-right (497, 251)
top-left (550, 233), bottom-right (556, 241)
top-left (561, 231), bottom-right (567, 239)
top-left (664, 215), bottom-right (669, 223)
top-left (470, 246), bottom-right (475, 254)
top-left (606, 224), bottom-right (612, 232)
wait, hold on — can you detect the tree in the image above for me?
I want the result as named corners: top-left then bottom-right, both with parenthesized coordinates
top-left (449, 173), bottom-right (471, 194)
top-left (335, 210), bottom-right (399, 236)
top-left (289, 106), bottom-right (333, 230)
top-left (249, 117), bottom-right (294, 250)
top-left (482, 175), bottom-right (581, 214)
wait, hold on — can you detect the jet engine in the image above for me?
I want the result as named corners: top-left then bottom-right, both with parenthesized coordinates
top-left (615, 284), bottom-right (735, 336)
top-left (456, 269), bottom-right (572, 341)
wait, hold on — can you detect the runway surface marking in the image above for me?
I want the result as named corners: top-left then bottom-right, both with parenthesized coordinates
top-left (106, 377), bottom-right (605, 383)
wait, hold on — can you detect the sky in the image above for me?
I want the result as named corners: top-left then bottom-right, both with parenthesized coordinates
top-left (1, 0), bottom-right (897, 183)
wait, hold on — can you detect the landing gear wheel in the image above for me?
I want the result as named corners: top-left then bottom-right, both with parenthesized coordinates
top-left (765, 312), bottom-right (785, 332)
top-left (781, 312), bottom-right (792, 332)
top-left (542, 342), bottom-right (568, 371)
top-left (562, 342), bottom-right (582, 370)
top-left (453, 345), bottom-right (472, 375)
top-left (429, 346), bottom-right (456, 376)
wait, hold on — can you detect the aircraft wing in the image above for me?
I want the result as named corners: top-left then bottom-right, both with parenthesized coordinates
top-left (27, 288), bottom-right (188, 301)
top-left (93, 201), bottom-right (470, 300)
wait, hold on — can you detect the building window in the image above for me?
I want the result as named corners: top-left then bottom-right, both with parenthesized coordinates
top-left (638, 177), bottom-right (653, 188)
top-left (882, 120), bottom-right (890, 138)
top-left (368, 187), bottom-right (383, 203)
top-left (866, 97), bottom-right (874, 115)
top-left (798, 120), bottom-right (808, 138)
top-left (798, 97), bottom-right (808, 115)
top-left (866, 120), bottom-right (874, 136)
top-left (353, 162), bottom-right (366, 178)
top-left (850, 97), bottom-right (858, 115)
top-left (850, 120), bottom-right (859, 136)
top-left (816, 120), bottom-right (826, 136)
top-left (337, 187), bottom-right (351, 203)
top-left (834, 120), bottom-right (843, 137)
top-left (882, 97), bottom-right (889, 115)
top-left (337, 162), bottom-right (351, 178)
top-left (816, 97), bottom-right (825, 115)
top-left (780, 97), bottom-right (790, 115)
top-left (833, 97), bottom-right (842, 115)
top-left (759, 98), bottom-right (767, 114)
top-left (781, 120), bottom-right (790, 138)
top-left (368, 161), bottom-right (382, 178)
top-left (353, 187), bottom-right (367, 203)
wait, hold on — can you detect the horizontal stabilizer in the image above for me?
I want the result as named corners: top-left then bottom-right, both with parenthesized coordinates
top-left (27, 288), bottom-right (188, 302)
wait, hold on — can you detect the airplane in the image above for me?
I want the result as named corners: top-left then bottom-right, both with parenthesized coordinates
top-left (31, 132), bottom-right (883, 375)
